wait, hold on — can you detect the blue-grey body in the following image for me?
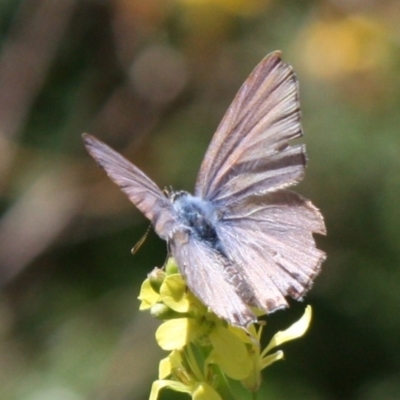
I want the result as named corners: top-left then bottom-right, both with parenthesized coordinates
top-left (172, 193), bottom-right (221, 249)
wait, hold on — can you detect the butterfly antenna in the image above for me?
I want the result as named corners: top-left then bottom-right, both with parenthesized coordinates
top-left (131, 224), bottom-right (152, 254)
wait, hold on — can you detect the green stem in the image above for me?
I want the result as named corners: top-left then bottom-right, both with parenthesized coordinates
top-left (185, 344), bottom-right (204, 382)
top-left (213, 366), bottom-right (239, 400)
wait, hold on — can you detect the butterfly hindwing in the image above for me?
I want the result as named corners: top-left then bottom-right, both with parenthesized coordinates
top-left (170, 230), bottom-right (256, 328)
top-left (216, 190), bottom-right (326, 313)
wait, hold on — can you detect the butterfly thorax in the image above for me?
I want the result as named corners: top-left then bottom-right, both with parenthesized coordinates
top-left (171, 192), bottom-right (220, 246)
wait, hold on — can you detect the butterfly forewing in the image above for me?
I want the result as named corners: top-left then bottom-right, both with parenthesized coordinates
top-left (82, 134), bottom-right (176, 239)
top-left (195, 51), bottom-right (305, 204)
top-left (214, 144), bottom-right (306, 205)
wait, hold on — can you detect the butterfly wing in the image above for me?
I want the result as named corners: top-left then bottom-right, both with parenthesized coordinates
top-left (193, 52), bottom-right (325, 310)
top-left (195, 51), bottom-right (305, 205)
top-left (216, 190), bottom-right (326, 313)
top-left (82, 134), bottom-right (176, 239)
top-left (170, 230), bottom-right (256, 328)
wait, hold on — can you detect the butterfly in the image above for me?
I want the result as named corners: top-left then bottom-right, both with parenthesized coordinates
top-left (83, 51), bottom-right (326, 329)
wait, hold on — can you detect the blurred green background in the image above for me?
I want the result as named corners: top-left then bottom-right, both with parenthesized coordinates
top-left (1, 0), bottom-right (400, 399)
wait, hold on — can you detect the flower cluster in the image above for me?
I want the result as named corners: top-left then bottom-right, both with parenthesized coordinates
top-left (138, 258), bottom-right (312, 400)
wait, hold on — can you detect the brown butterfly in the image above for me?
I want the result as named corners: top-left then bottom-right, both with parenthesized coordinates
top-left (83, 51), bottom-right (326, 328)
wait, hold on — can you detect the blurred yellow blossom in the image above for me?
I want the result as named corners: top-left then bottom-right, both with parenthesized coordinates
top-left (298, 15), bottom-right (392, 80)
top-left (177, 0), bottom-right (271, 17)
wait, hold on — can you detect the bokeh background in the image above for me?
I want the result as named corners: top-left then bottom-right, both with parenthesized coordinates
top-left (1, 0), bottom-right (400, 399)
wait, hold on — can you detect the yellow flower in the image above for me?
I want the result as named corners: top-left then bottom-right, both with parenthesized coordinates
top-left (139, 258), bottom-right (313, 400)
top-left (150, 379), bottom-right (222, 400)
top-left (138, 278), bottom-right (160, 310)
top-left (156, 318), bottom-right (207, 350)
top-left (151, 348), bottom-right (223, 400)
top-left (138, 260), bottom-right (206, 319)
top-left (206, 323), bottom-right (252, 380)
